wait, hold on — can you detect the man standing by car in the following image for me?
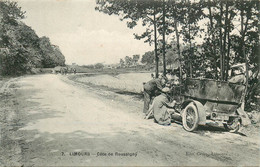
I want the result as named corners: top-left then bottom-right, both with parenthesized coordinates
top-left (143, 76), bottom-right (166, 114)
top-left (228, 63), bottom-right (251, 126)
top-left (229, 65), bottom-right (246, 84)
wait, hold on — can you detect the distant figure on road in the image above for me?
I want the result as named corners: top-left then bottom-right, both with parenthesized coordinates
top-left (60, 67), bottom-right (65, 75)
top-left (73, 68), bottom-right (77, 74)
top-left (61, 67), bottom-right (68, 75)
top-left (152, 87), bottom-right (176, 126)
top-left (143, 77), bottom-right (166, 114)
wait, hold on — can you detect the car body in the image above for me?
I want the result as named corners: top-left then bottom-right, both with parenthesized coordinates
top-left (170, 70), bottom-right (247, 132)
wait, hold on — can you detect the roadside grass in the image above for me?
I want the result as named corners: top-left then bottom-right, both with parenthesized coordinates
top-left (0, 76), bottom-right (11, 90)
top-left (69, 72), bottom-right (152, 94)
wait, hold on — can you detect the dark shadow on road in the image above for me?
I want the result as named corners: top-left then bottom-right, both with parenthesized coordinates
top-left (115, 90), bottom-right (143, 100)
top-left (194, 125), bottom-right (247, 137)
top-left (67, 77), bottom-right (145, 101)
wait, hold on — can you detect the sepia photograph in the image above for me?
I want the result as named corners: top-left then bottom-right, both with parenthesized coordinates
top-left (0, 0), bottom-right (259, 166)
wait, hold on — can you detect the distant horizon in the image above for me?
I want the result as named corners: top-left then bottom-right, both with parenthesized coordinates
top-left (68, 60), bottom-right (146, 66)
top-left (17, 0), bottom-right (153, 65)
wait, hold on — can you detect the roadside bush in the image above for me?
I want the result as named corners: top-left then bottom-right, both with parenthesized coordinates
top-left (0, 1), bottom-right (65, 76)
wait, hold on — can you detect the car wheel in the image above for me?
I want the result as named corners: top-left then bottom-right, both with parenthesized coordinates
top-left (182, 102), bottom-right (199, 132)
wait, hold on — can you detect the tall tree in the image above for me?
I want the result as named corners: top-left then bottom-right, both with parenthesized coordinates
top-left (39, 37), bottom-right (65, 68)
top-left (177, 0), bottom-right (204, 78)
top-left (162, 0), bottom-right (166, 76)
top-left (0, 1), bottom-right (66, 75)
top-left (141, 51), bottom-right (155, 65)
top-left (132, 54), bottom-right (140, 66)
top-left (119, 58), bottom-right (125, 67)
top-left (96, 0), bottom-right (165, 78)
top-left (167, 0), bottom-right (184, 81)
top-left (124, 55), bottom-right (133, 67)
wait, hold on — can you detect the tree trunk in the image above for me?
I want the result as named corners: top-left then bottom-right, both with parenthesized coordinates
top-left (225, 8), bottom-right (233, 81)
top-left (153, 6), bottom-right (159, 78)
top-left (240, 1), bottom-right (249, 105)
top-left (219, 1), bottom-right (224, 80)
top-left (208, 0), bottom-right (218, 79)
top-left (222, 1), bottom-right (229, 80)
top-left (162, 0), bottom-right (166, 76)
top-left (225, 30), bottom-right (231, 80)
top-left (174, 18), bottom-right (182, 83)
top-left (188, 0), bottom-right (192, 78)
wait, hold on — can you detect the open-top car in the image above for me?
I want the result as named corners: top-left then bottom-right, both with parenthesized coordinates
top-left (169, 63), bottom-right (249, 132)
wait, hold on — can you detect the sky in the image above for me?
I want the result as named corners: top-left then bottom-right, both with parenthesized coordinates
top-left (17, 0), bottom-right (153, 65)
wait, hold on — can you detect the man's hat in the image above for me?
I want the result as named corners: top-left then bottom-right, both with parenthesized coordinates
top-left (162, 87), bottom-right (170, 93)
top-left (231, 63), bottom-right (245, 71)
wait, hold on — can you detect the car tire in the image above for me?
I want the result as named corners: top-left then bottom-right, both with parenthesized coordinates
top-left (182, 102), bottom-right (199, 132)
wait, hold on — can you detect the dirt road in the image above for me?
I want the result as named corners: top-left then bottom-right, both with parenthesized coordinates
top-left (0, 74), bottom-right (259, 166)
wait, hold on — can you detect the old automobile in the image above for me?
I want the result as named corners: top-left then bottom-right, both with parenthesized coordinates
top-left (171, 63), bottom-right (249, 132)
top-left (146, 64), bottom-right (249, 132)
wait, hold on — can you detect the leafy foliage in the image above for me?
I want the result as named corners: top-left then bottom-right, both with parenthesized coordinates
top-left (141, 51), bottom-right (154, 65)
top-left (94, 63), bottom-right (104, 69)
top-left (39, 37), bottom-right (65, 68)
top-left (119, 54), bottom-right (140, 67)
top-left (96, 0), bottom-right (259, 111)
top-left (0, 1), bottom-right (65, 76)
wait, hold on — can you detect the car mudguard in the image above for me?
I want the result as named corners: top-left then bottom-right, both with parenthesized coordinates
top-left (181, 100), bottom-right (206, 125)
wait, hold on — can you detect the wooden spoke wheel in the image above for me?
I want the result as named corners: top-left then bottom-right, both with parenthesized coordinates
top-left (182, 103), bottom-right (199, 132)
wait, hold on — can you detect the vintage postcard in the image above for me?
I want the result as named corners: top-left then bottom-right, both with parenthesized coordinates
top-left (0, 0), bottom-right (259, 166)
